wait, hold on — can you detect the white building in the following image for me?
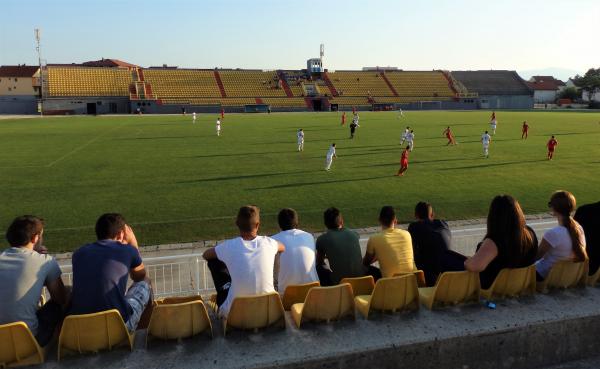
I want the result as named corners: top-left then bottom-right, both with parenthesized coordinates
top-left (526, 76), bottom-right (565, 103)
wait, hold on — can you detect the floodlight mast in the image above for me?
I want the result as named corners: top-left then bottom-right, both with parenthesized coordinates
top-left (320, 43), bottom-right (324, 66)
top-left (35, 28), bottom-right (43, 116)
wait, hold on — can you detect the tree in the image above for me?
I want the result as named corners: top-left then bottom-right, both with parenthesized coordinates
top-left (559, 86), bottom-right (580, 100)
top-left (573, 68), bottom-right (600, 101)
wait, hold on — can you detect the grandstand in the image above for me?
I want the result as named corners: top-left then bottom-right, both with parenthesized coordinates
top-left (451, 70), bottom-right (533, 109)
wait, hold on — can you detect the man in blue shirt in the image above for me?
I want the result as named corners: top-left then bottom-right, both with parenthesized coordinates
top-left (70, 213), bottom-right (151, 332)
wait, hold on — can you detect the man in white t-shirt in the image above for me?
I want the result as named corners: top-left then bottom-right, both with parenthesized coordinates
top-left (406, 130), bottom-right (415, 151)
top-left (271, 208), bottom-right (318, 294)
top-left (400, 126), bottom-right (410, 146)
top-left (216, 118), bottom-right (221, 136)
top-left (203, 206), bottom-right (285, 318)
top-left (325, 143), bottom-right (337, 171)
top-left (192, 112), bottom-right (196, 124)
top-left (481, 131), bottom-right (491, 158)
top-left (297, 129), bottom-right (305, 152)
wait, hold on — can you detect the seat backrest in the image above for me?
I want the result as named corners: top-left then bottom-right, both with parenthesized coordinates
top-left (432, 271), bottom-right (480, 305)
top-left (393, 270), bottom-right (426, 287)
top-left (155, 295), bottom-right (203, 305)
top-left (487, 265), bottom-right (536, 298)
top-left (302, 284), bottom-right (355, 322)
top-left (545, 260), bottom-right (587, 289)
top-left (0, 322), bottom-right (43, 367)
top-left (58, 310), bottom-right (131, 359)
top-left (148, 300), bottom-right (212, 340)
top-left (369, 274), bottom-right (419, 312)
top-left (340, 276), bottom-right (375, 297)
top-left (282, 282), bottom-right (320, 310)
top-left (226, 293), bottom-right (285, 330)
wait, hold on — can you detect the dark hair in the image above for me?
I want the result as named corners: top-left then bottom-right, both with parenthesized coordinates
top-left (485, 195), bottom-right (535, 266)
top-left (95, 213), bottom-right (127, 240)
top-left (278, 208), bottom-right (298, 231)
top-left (415, 202), bottom-right (432, 220)
top-left (324, 207), bottom-right (343, 229)
top-left (6, 215), bottom-right (44, 247)
top-left (549, 191), bottom-right (586, 262)
top-left (236, 205), bottom-right (260, 233)
top-left (379, 206), bottom-right (396, 226)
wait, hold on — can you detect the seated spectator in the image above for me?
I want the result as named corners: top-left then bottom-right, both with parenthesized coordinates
top-left (70, 213), bottom-right (151, 332)
top-left (408, 202), bottom-right (464, 286)
top-left (0, 216), bottom-right (67, 346)
top-left (203, 206), bottom-right (285, 318)
top-left (271, 208), bottom-right (318, 294)
top-left (574, 201), bottom-right (600, 276)
top-left (464, 195), bottom-right (538, 289)
top-left (315, 207), bottom-right (365, 286)
top-left (536, 191), bottom-right (587, 280)
top-left (363, 206), bottom-right (414, 279)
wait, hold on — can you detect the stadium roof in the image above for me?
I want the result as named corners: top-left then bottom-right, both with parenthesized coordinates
top-left (527, 76), bottom-right (566, 91)
top-left (81, 58), bottom-right (138, 68)
top-left (451, 70), bottom-right (532, 96)
top-left (0, 65), bottom-right (39, 77)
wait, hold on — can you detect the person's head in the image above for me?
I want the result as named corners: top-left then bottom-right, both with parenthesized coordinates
top-left (5, 215), bottom-right (44, 248)
top-left (332, 143), bottom-right (336, 148)
top-left (378, 206), bottom-right (397, 228)
top-left (415, 202), bottom-right (433, 221)
top-left (551, 135), bottom-right (555, 139)
top-left (323, 207), bottom-right (343, 230)
top-left (523, 121), bottom-right (527, 124)
top-left (485, 130), bottom-right (488, 134)
top-left (405, 145), bottom-right (410, 151)
top-left (548, 191), bottom-right (586, 262)
top-left (236, 205), bottom-right (260, 234)
top-left (278, 208), bottom-right (299, 231)
top-left (485, 195), bottom-right (535, 264)
top-left (406, 126), bottom-right (409, 129)
top-left (447, 126), bottom-right (450, 129)
top-left (299, 128), bottom-right (303, 132)
top-left (95, 213), bottom-right (127, 241)
top-left (410, 130), bottom-right (414, 133)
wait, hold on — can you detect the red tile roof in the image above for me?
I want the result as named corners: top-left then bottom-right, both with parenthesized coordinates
top-left (0, 65), bottom-right (39, 77)
top-left (527, 76), bottom-right (566, 91)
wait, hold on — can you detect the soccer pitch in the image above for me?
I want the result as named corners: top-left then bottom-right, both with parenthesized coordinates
top-left (1, 111), bottom-right (599, 252)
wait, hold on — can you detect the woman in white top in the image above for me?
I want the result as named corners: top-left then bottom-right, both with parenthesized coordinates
top-left (535, 190), bottom-right (587, 280)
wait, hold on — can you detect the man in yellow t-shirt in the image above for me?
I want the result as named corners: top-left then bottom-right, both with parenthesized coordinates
top-left (363, 206), bottom-right (414, 278)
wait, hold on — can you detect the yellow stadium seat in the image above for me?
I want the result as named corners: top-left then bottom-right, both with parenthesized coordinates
top-left (291, 284), bottom-right (355, 328)
top-left (587, 266), bottom-right (600, 287)
top-left (0, 322), bottom-right (44, 367)
top-left (340, 276), bottom-right (375, 297)
top-left (58, 310), bottom-right (132, 361)
top-left (355, 274), bottom-right (419, 319)
top-left (537, 260), bottom-right (588, 293)
top-left (418, 271), bottom-right (480, 310)
top-left (281, 282), bottom-right (320, 310)
top-left (393, 270), bottom-right (427, 287)
top-left (147, 296), bottom-right (212, 345)
top-left (480, 266), bottom-right (536, 300)
top-left (223, 293), bottom-right (285, 336)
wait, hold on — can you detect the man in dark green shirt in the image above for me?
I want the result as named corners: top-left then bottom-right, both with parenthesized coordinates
top-left (316, 207), bottom-right (365, 285)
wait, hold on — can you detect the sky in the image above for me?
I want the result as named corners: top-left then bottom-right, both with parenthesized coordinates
top-left (1, 0), bottom-right (599, 80)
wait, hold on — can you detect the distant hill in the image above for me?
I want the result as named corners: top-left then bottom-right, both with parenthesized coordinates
top-left (518, 67), bottom-right (582, 81)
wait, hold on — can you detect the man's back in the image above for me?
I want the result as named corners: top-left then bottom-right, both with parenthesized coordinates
top-left (408, 220), bottom-right (452, 286)
top-left (215, 236), bottom-right (279, 317)
top-left (272, 229), bottom-right (318, 293)
top-left (316, 228), bottom-right (364, 284)
top-left (0, 248), bottom-right (61, 334)
top-left (70, 240), bottom-right (141, 322)
top-left (575, 202), bottom-right (600, 274)
top-left (366, 229), bottom-right (414, 277)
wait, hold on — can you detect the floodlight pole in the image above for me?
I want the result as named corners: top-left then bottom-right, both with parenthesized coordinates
top-left (35, 28), bottom-right (43, 116)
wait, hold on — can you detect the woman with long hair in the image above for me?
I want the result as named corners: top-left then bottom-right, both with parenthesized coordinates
top-left (535, 190), bottom-right (587, 280)
top-left (465, 195), bottom-right (538, 289)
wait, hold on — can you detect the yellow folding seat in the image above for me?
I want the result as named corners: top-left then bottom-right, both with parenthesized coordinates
top-left (418, 271), bottom-right (480, 310)
top-left (223, 292), bottom-right (285, 336)
top-left (480, 265), bottom-right (536, 300)
top-left (291, 284), bottom-right (355, 328)
top-left (147, 296), bottom-right (212, 345)
top-left (340, 276), bottom-right (375, 297)
top-left (281, 281), bottom-right (320, 310)
top-left (393, 270), bottom-right (427, 287)
top-left (58, 310), bottom-right (133, 361)
top-left (537, 260), bottom-right (588, 293)
top-left (355, 274), bottom-right (419, 319)
top-left (0, 322), bottom-right (44, 367)
top-left (587, 266), bottom-right (600, 287)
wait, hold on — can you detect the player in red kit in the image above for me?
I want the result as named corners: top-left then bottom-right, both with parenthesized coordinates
top-left (395, 146), bottom-right (410, 176)
top-left (341, 111), bottom-right (346, 126)
top-left (522, 121), bottom-right (529, 139)
top-left (547, 135), bottom-right (558, 160)
top-left (443, 126), bottom-right (456, 145)
top-left (220, 107), bottom-right (224, 119)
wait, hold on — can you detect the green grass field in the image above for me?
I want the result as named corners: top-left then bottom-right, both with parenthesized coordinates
top-left (1, 110), bottom-right (599, 252)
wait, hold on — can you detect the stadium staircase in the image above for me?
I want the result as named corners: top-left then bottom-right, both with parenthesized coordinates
top-left (255, 98), bottom-right (264, 104)
top-left (321, 72), bottom-right (339, 97)
top-left (380, 72), bottom-right (399, 96)
top-left (213, 70), bottom-right (227, 98)
top-left (276, 70), bottom-right (294, 97)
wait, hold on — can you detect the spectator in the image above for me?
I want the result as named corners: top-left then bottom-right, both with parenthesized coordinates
top-left (536, 191), bottom-right (587, 280)
top-left (574, 201), bottom-right (600, 276)
top-left (271, 208), bottom-right (319, 293)
top-left (70, 213), bottom-right (151, 332)
top-left (408, 202), bottom-right (464, 286)
top-left (315, 207), bottom-right (365, 286)
top-left (0, 216), bottom-right (67, 346)
top-left (363, 206), bottom-right (414, 279)
top-left (464, 195), bottom-right (538, 289)
top-left (203, 206), bottom-right (285, 318)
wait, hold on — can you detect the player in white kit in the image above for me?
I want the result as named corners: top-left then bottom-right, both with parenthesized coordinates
top-left (325, 143), bottom-right (337, 171)
top-left (405, 130), bottom-right (415, 151)
top-left (192, 112), bottom-right (196, 124)
top-left (216, 117), bottom-right (221, 136)
top-left (400, 126), bottom-right (410, 145)
top-left (490, 112), bottom-right (497, 134)
top-left (481, 131), bottom-right (492, 158)
top-left (297, 129), bottom-right (305, 151)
